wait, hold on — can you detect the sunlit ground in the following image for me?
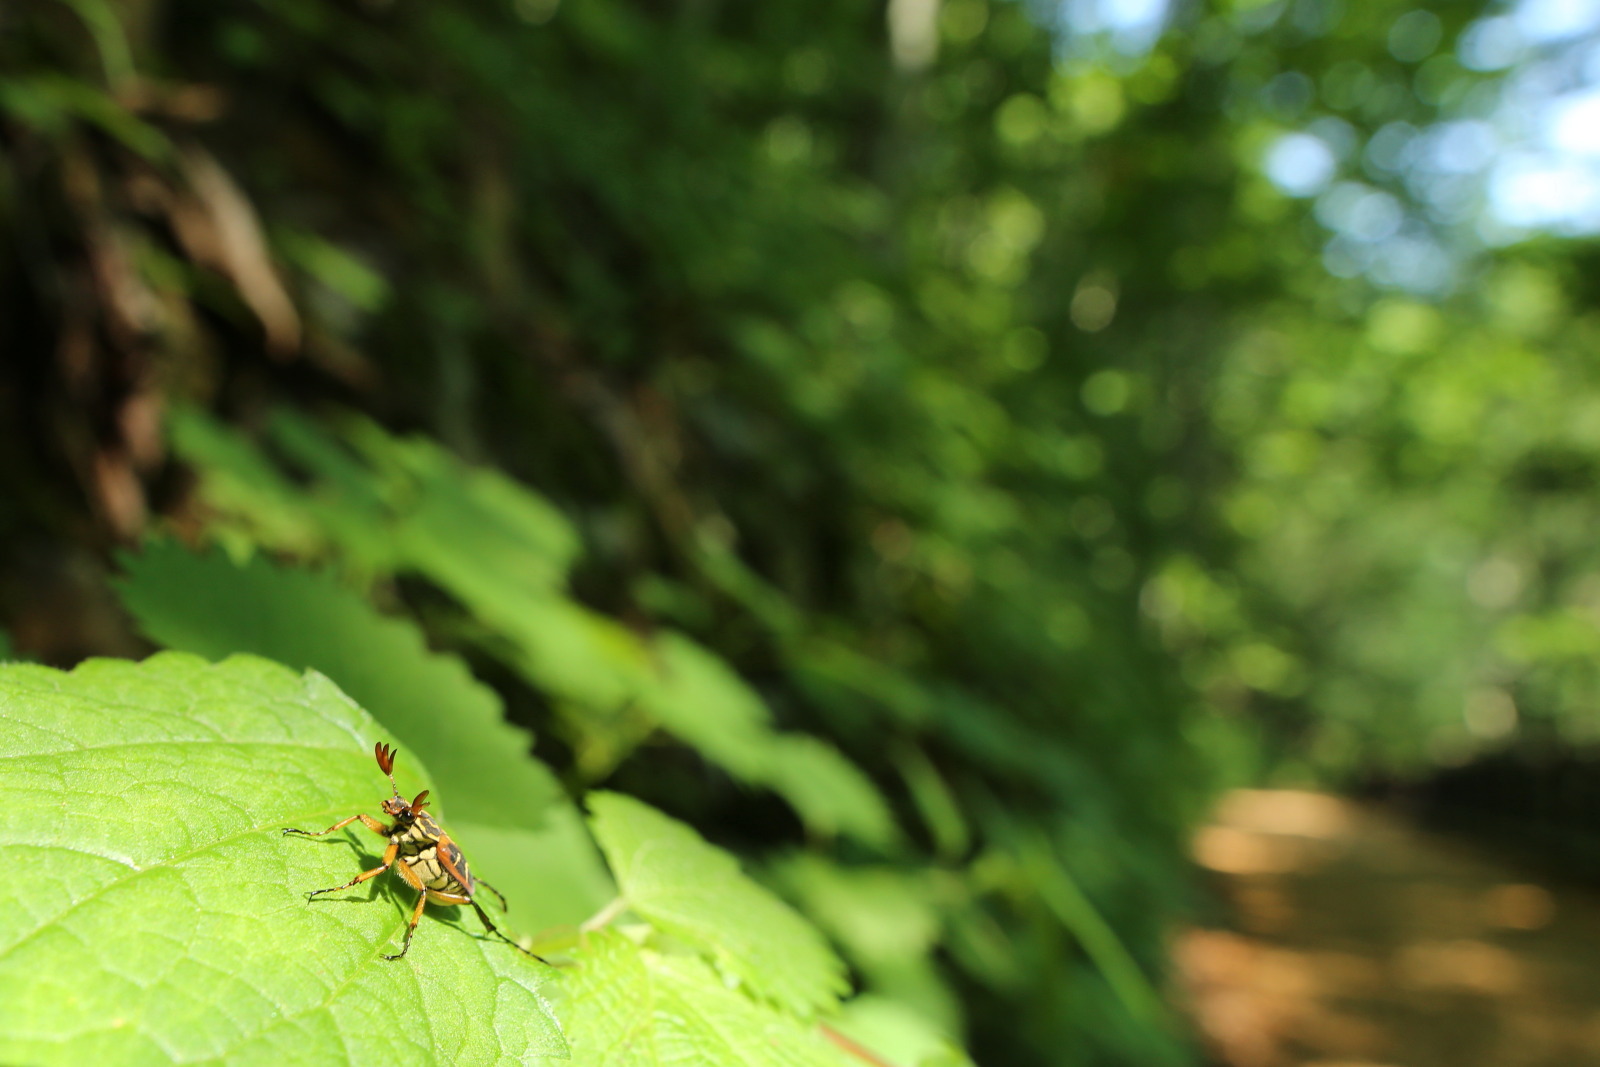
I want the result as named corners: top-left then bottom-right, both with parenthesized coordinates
top-left (1178, 790), bottom-right (1600, 1067)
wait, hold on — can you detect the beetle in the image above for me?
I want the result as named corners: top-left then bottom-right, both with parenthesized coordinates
top-left (282, 741), bottom-right (547, 963)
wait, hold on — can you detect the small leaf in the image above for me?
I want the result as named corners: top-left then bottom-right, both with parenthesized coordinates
top-left (769, 856), bottom-right (958, 1032)
top-left (560, 929), bottom-right (851, 1067)
top-left (344, 417), bottom-right (583, 596)
top-left (645, 635), bottom-right (899, 848)
top-left (829, 996), bottom-right (976, 1067)
top-left (641, 632), bottom-right (780, 778)
top-left (586, 792), bottom-right (848, 1018)
top-left (0, 652), bottom-right (566, 1065)
top-left (167, 408), bottom-right (328, 557)
top-left (755, 735), bottom-right (899, 849)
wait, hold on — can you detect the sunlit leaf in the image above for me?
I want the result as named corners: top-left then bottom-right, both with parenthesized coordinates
top-left (0, 653), bottom-right (566, 1064)
top-left (560, 929), bottom-right (851, 1067)
top-left (586, 792), bottom-right (849, 1018)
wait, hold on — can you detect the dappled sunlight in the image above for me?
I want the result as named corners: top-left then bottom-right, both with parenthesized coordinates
top-left (1181, 790), bottom-right (1600, 1067)
top-left (1193, 825), bottom-right (1343, 877)
top-left (1214, 790), bottom-right (1360, 838)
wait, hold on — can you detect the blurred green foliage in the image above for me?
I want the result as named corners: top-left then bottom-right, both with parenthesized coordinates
top-left (5, 0), bottom-right (1600, 1061)
top-left (1159, 262), bottom-right (1600, 779)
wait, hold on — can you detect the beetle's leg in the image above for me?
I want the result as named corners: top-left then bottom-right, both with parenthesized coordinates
top-left (282, 813), bottom-right (387, 838)
top-left (380, 851), bottom-right (438, 959)
top-left (424, 887), bottom-right (546, 962)
top-left (383, 888), bottom-right (430, 961)
top-left (467, 897), bottom-right (551, 965)
top-left (306, 839), bottom-right (399, 900)
top-left (474, 876), bottom-right (510, 912)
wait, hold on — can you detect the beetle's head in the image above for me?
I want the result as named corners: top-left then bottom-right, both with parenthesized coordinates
top-left (373, 742), bottom-right (430, 818)
top-left (382, 796), bottom-right (411, 818)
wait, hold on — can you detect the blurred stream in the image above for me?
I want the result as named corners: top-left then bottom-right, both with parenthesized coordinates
top-left (1177, 790), bottom-right (1600, 1067)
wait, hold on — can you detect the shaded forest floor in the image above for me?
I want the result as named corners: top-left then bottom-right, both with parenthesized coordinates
top-left (1176, 790), bottom-right (1600, 1067)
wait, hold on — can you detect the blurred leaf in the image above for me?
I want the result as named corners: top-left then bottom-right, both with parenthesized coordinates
top-left (0, 652), bottom-right (566, 1064)
top-left (168, 408), bottom-right (327, 557)
top-left (586, 792), bottom-right (849, 1018)
top-left (117, 541), bottom-right (553, 827)
top-left (344, 417), bottom-right (582, 596)
top-left (830, 995), bottom-right (975, 1067)
top-left (633, 631), bottom-right (772, 773)
top-left (1017, 836), bottom-right (1168, 1028)
top-left (895, 745), bottom-right (971, 860)
top-left (0, 74), bottom-right (166, 157)
top-left (173, 409), bottom-right (899, 845)
top-left (276, 229), bottom-right (391, 312)
top-left (757, 734), bottom-right (900, 848)
top-left (560, 929), bottom-right (850, 1067)
top-left (645, 634), bottom-right (899, 846)
top-left (772, 855), bottom-right (958, 1033)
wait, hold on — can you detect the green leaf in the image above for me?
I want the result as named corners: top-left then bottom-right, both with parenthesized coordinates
top-left (755, 735), bottom-right (900, 849)
top-left (117, 543), bottom-right (553, 830)
top-left (115, 542), bottom-right (616, 929)
top-left (769, 856), bottom-right (958, 1035)
top-left (1017, 835), bottom-right (1169, 1029)
top-left (559, 929), bottom-right (850, 1067)
top-left (170, 409), bottom-right (898, 846)
top-left (342, 416), bottom-right (583, 598)
top-left (641, 633), bottom-right (779, 778)
top-left (166, 408), bottom-right (328, 558)
top-left (0, 75), bottom-right (168, 158)
top-left (641, 634), bottom-right (899, 849)
top-left (275, 230), bottom-right (392, 312)
top-left (0, 652), bottom-right (566, 1065)
top-left (586, 792), bottom-right (848, 1018)
top-left (485, 594), bottom-right (657, 716)
top-left (829, 996), bottom-right (976, 1067)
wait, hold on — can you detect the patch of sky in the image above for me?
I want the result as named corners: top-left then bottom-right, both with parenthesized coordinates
top-left (1367, 230), bottom-right (1455, 291)
top-left (1515, 0), bottom-right (1600, 42)
top-left (1269, 0), bottom-right (1600, 258)
top-left (1548, 87), bottom-right (1600, 155)
top-left (1054, 0), bottom-right (1170, 58)
top-left (1315, 183), bottom-right (1405, 243)
top-left (1478, 0), bottom-right (1600, 238)
top-left (1322, 234), bottom-right (1372, 279)
top-left (1415, 173), bottom-right (1482, 224)
top-left (1323, 227), bottom-right (1455, 292)
top-left (1049, 0), bottom-right (1600, 274)
top-left (1488, 151), bottom-right (1600, 232)
top-left (1265, 132), bottom-right (1338, 196)
top-left (1458, 17), bottom-right (1528, 70)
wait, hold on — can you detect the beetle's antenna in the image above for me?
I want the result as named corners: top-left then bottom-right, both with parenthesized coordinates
top-left (374, 742), bottom-right (405, 800)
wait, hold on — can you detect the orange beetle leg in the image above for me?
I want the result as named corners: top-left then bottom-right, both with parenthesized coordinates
top-left (282, 812), bottom-right (387, 838)
top-left (305, 839), bottom-right (399, 900)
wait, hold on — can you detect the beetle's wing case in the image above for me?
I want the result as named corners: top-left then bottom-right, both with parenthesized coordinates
top-left (435, 835), bottom-right (476, 894)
